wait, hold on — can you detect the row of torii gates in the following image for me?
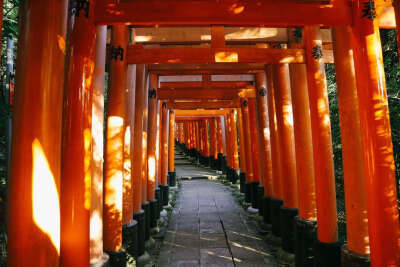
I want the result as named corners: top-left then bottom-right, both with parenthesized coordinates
top-left (6, 0), bottom-right (400, 266)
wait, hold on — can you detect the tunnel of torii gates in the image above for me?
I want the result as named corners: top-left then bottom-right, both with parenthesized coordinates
top-left (6, 0), bottom-right (400, 266)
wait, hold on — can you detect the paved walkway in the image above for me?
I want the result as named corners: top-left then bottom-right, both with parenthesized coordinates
top-left (157, 164), bottom-right (280, 266)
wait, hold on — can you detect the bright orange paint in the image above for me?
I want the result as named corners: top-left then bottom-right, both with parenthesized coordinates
top-left (248, 99), bottom-right (261, 184)
top-left (7, 0), bottom-right (67, 265)
top-left (168, 110), bottom-right (175, 172)
top-left (333, 26), bottom-right (369, 255)
top-left (266, 65), bottom-right (283, 200)
top-left (210, 118), bottom-right (218, 159)
top-left (141, 74), bottom-right (149, 203)
top-left (160, 103), bottom-right (169, 185)
top-left (224, 115), bottom-right (232, 167)
top-left (241, 99), bottom-right (254, 182)
top-left (288, 31), bottom-right (317, 221)
top-left (255, 72), bottom-right (273, 197)
top-left (147, 74), bottom-right (158, 201)
top-left (304, 26), bottom-right (338, 243)
top-left (229, 111), bottom-right (239, 170)
top-left (352, 2), bottom-right (400, 264)
top-left (217, 118), bottom-right (224, 154)
top-left (204, 119), bottom-right (211, 157)
top-left (237, 109), bottom-right (247, 173)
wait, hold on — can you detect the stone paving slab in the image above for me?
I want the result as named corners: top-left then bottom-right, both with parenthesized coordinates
top-left (156, 173), bottom-right (280, 266)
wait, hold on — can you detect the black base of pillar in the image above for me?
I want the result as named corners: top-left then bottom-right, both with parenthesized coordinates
top-left (211, 157), bottom-right (218, 169)
top-left (250, 181), bottom-right (260, 209)
top-left (161, 185), bottom-right (169, 206)
top-left (217, 153), bottom-right (223, 171)
top-left (257, 185), bottom-right (264, 216)
top-left (270, 198), bottom-right (283, 236)
top-left (240, 172), bottom-right (246, 193)
top-left (341, 244), bottom-right (370, 267)
top-left (262, 196), bottom-right (271, 224)
top-left (221, 155), bottom-right (227, 172)
top-left (149, 199), bottom-right (158, 228)
top-left (155, 188), bottom-right (161, 219)
top-left (106, 250), bottom-right (126, 267)
top-left (133, 210), bottom-right (146, 256)
top-left (279, 206), bottom-right (298, 253)
top-left (142, 202), bottom-right (151, 241)
top-left (294, 216), bottom-right (317, 267)
top-left (314, 240), bottom-right (342, 267)
top-left (245, 182), bottom-right (252, 203)
top-left (231, 169), bottom-right (239, 184)
top-left (122, 220), bottom-right (138, 258)
top-left (226, 167), bottom-right (231, 181)
top-left (168, 171), bottom-right (176, 187)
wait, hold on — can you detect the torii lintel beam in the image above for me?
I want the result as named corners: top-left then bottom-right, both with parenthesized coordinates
top-left (176, 116), bottom-right (220, 122)
top-left (160, 81), bottom-right (252, 90)
top-left (167, 100), bottom-right (241, 110)
top-left (175, 109), bottom-right (230, 116)
top-left (157, 88), bottom-right (255, 100)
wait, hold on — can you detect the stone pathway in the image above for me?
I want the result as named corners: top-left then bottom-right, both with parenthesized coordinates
top-left (157, 171), bottom-right (280, 266)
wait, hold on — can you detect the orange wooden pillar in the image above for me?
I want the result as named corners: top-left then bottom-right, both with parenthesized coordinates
top-left (241, 99), bottom-right (254, 204)
top-left (237, 108), bottom-right (247, 193)
top-left (255, 72), bottom-right (274, 223)
top-left (209, 117), bottom-right (218, 169)
top-left (248, 98), bottom-right (263, 209)
top-left (90, 25), bottom-right (107, 265)
top-left (229, 111), bottom-right (239, 173)
top-left (287, 28), bottom-right (318, 265)
top-left (147, 74), bottom-right (159, 229)
top-left (224, 115), bottom-right (232, 172)
top-left (160, 102), bottom-right (170, 206)
top-left (141, 82), bottom-right (149, 204)
top-left (393, 0), bottom-right (400, 63)
top-left (168, 110), bottom-right (176, 186)
top-left (332, 26), bottom-right (370, 263)
top-left (203, 119), bottom-right (211, 166)
top-left (216, 117), bottom-right (224, 171)
top-left (352, 3), bottom-right (400, 265)
top-left (304, 26), bottom-right (339, 264)
top-left (60, 2), bottom-right (97, 265)
top-left (7, 1), bottom-right (67, 265)
top-left (266, 65), bottom-right (284, 237)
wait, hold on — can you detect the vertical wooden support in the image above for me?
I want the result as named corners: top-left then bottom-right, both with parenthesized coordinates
top-left (210, 118), bottom-right (218, 160)
top-left (333, 26), bottom-right (370, 257)
top-left (141, 75), bottom-right (149, 203)
top-left (248, 99), bottom-right (262, 184)
top-left (103, 25), bottom-right (128, 255)
top-left (352, 2), bottom-right (400, 264)
top-left (287, 29), bottom-right (317, 221)
top-left (255, 73), bottom-right (273, 197)
top-left (7, 0), bottom-right (67, 265)
top-left (266, 65), bottom-right (283, 201)
top-left (147, 74), bottom-right (158, 201)
top-left (211, 26), bottom-right (225, 48)
top-left (90, 25), bottom-right (107, 264)
top-left (168, 110), bottom-right (175, 172)
top-left (217, 118), bottom-right (224, 155)
top-left (160, 103), bottom-right (169, 185)
top-left (229, 111), bottom-right (239, 170)
top-left (204, 119), bottom-right (211, 158)
top-left (60, 1), bottom-right (97, 265)
top-left (237, 110), bottom-right (247, 173)
top-left (241, 99), bottom-right (254, 182)
top-left (132, 64), bottom-right (146, 212)
top-left (224, 115), bottom-right (232, 168)
top-left (272, 64), bottom-right (298, 210)
top-left (304, 26), bottom-right (338, 245)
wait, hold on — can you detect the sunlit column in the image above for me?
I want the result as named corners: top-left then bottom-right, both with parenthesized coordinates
top-left (229, 111), bottom-right (239, 171)
top-left (7, 0), bottom-right (67, 265)
top-left (216, 117), bottom-right (224, 155)
top-left (241, 99), bottom-right (254, 205)
top-left (224, 115), bottom-right (232, 169)
top-left (168, 110), bottom-right (176, 185)
top-left (147, 74), bottom-right (158, 201)
top-left (352, 3), bottom-right (400, 265)
top-left (237, 108), bottom-right (247, 193)
top-left (141, 76), bottom-right (149, 204)
top-left (90, 25), bottom-right (107, 265)
top-left (102, 25), bottom-right (128, 259)
top-left (204, 119), bottom-right (210, 159)
top-left (209, 117), bottom-right (218, 160)
top-left (332, 26), bottom-right (370, 262)
top-left (304, 26), bottom-right (339, 263)
top-left (160, 103), bottom-right (169, 186)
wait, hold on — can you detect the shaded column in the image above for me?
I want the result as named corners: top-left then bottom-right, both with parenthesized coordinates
top-left (60, 2), bottom-right (97, 265)
top-left (266, 65), bottom-right (284, 237)
top-left (216, 117), bottom-right (224, 171)
top-left (224, 114), bottom-right (232, 172)
top-left (229, 110), bottom-right (239, 184)
top-left (352, 4), bottom-right (400, 265)
top-left (204, 119), bottom-right (211, 166)
top-left (332, 26), bottom-right (370, 264)
top-left (90, 25), bottom-right (107, 265)
top-left (241, 99), bottom-right (254, 204)
top-left (160, 102), bottom-right (169, 206)
top-left (237, 108), bottom-right (247, 193)
top-left (7, 0), bottom-right (67, 265)
top-left (168, 110), bottom-right (176, 186)
top-left (304, 26), bottom-right (339, 265)
top-left (209, 117), bottom-right (218, 169)
top-left (255, 72), bottom-right (273, 223)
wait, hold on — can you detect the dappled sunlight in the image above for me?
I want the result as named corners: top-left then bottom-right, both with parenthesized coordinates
top-left (228, 3), bottom-right (245, 14)
top-left (90, 210), bottom-right (103, 261)
top-left (32, 139), bottom-right (60, 254)
top-left (84, 129), bottom-right (92, 210)
top-left (230, 241), bottom-right (271, 257)
top-left (148, 156), bottom-right (156, 183)
top-left (225, 27), bottom-right (278, 40)
top-left (215, 51), bottom-right (238, 63)
top-left (123, 126), bottom-right (132, 223)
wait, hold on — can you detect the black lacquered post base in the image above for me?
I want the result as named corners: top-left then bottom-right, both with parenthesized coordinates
top-left (270, 198), bottom-right (283, 236)
top-left (217, 153), bottom-right (223, 171)
top-left (142, 202), bottom-right (150, 241)
top-left (106, 250), bottom-right (126, 267)
top-left (122, 220), bottom-right (138, 258)
top-left (168, 171), bottom-right (176, 187)
top-left (341, 244), bottom-right (370, 267)
top-left (221, 155), bottom-right (227, 172)
top-left (231, 169), bottom-right (239, 184)
top-left (239, 172), bottom-right (246, 193)
top-left (149, 199), bottom-right (158, 228)
top-left (279, 206), bottom-right (298, 253)
top-left (226, 167), bottom-right (232, 182)
top-left (245, 182), bottom-right (252, 203)
top-left (257, 185), bottom-right (264, 216)
top-left (262, 196), bottom-right (271, 224)
top-left (161, 185), bottom-right (169, 206)
top-left (314, 240), bottom-right (342, 267)
top-left (294, 216), bottom-right (316, 267)
top-left (155, 188), bottom-right (161, 219)
top-left (250, 181), bottom-right (260, 209)
top-left (133, 210), bottom-right (146, 256)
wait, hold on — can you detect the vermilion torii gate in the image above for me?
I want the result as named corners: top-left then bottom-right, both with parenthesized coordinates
top-left (6, 0), bottom-right (400, 266)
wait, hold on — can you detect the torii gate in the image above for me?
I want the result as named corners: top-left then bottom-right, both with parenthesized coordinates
top-left (6, 0), bottom-right (400, 266)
